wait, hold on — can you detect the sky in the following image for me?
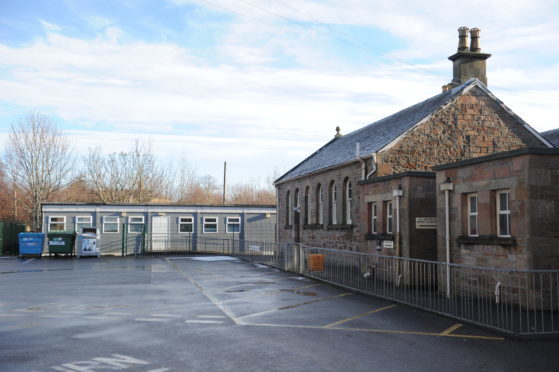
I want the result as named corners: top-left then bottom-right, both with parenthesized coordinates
top-left (1, 0), bottom-right (558, 187)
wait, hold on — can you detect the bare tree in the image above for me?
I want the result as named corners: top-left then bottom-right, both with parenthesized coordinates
top-left (3, 113), bottom-right (74, 230)
top-left (84, 140), bottom-right (170, 203)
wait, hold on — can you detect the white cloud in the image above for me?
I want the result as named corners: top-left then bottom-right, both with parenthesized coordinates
top-left (2, 1), bottom-right (559, 184)
top-left (38, 19), bottom-right (61, 31)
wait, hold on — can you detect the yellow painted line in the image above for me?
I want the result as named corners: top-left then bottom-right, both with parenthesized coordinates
top-left (241, 322), bottom-right (504, 341)
top-left (323, 304), bottom-right (397, 328)
top-left (439, 323), bottom-right (463, 336)
top-left (236, 292), bottom-right (352, 320)
top-left (443, 333), bottom-right (505, 341)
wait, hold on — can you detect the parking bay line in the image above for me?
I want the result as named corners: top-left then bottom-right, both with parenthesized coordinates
top-left (323, 304), bottom-right (397, 328)
top-left (236, 292), bottom-right (352, 321)
top-left (439, 323), bottom-right (463, 336)
top-left (241, 322), bottom-right (504, 341)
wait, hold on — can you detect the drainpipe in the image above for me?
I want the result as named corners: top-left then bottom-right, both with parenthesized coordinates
top-left (356, 143), bottom-right (366, 180)
top-left (366, 153), bottom-right (377, 179)
top-left (393, 185), bottom-right (403, 285)
top-left (441, 178), bottom-right (454, 298)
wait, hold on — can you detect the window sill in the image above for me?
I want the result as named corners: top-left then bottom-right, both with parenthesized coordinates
top-left (457, 235), bottom-right (516, 247)
top-left (365, 233), bottom-right (394, 241)
top-left (327, 224), bottom-right (353, 231)
top-left (303, 224), bottom-right (323, 230)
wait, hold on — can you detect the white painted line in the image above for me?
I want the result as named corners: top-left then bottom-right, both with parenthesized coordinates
top-left (197, 315), bottom-right (226, 319)
top-left (0, 313), bottom-right (23, 317)
top-left (149, 314), bottom-right (180, 318)
top-left (148, 369), bottom-right (171, 372)
top-left (23, 258), bottom-right (36, 264)
top-left (104, 312), bottom-right (129, 316)
top-left (134, 318), bottom-right (171, 322)
top-left (185, 320), bottom-right (223, 324)
top-left (40, 314), bottom-right (67, 318)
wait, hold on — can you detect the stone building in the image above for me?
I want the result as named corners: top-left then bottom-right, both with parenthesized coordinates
top-left (275, 27), bottom-right (553, 261)
top-left (434, 148), bottom-right (559, 270)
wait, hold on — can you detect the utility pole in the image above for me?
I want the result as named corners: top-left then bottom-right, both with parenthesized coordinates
top-left (222, 161), bottom-right (227, 205)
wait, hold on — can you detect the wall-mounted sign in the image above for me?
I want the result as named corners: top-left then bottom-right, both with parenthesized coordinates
top-left (416, 217), bottom-right (437, 229)
top-left (382, 240), bottom-right (394, 249)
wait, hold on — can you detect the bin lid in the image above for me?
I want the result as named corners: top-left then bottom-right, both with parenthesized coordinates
top-left (19, 232), bottom-right (46, 237)
top-left (47, 231), bottom-right (77, 237)
top-left (81, 233), bottom-right (97, 238)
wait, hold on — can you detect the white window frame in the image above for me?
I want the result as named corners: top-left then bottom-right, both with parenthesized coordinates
top-left (203, 217), bottom-right (218, 233)
top-left (468, 194), bottom-right (478, 237)
top-left (75, 216), bottom-right (92, 232)
top-left (178, 216), bottom-right (194, 233)
top-left (318, 185), bottom-right (323, 224)
top-left (226, 217), bottom-right (241, 233)
top-left (48, 216), bottom-right (66, 231)
top-left (497, 190), bottom-right (511, 237)
top-left (346, 181), bottom-right (352, 224)
top-left (371, 203), bottom-right (378, 234)
top-left (331, 183), bottom-right (337, 225)
top-left (103, 216), bottom-right (120, 234)
top-left (386, 201), bottom-right (393, 234)
top-left (128, 216), bottom-right (144, 233)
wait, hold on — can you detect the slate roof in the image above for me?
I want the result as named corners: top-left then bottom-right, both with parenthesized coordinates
top-left (541, 129), bottom-right (559, 147)
top-left (275, 79), bottom-right (478, 184)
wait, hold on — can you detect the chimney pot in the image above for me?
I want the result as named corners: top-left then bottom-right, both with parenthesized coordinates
top-left (457, 26), bottom-right (470, 52)
top-left (470, 27), bottom-right (481, 53)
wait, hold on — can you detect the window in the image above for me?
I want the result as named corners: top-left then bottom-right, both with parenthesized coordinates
top-left (468, 194), bottom-right (478, 236)
top-left (286, 190), bottom-right (291, 226)
top-left (371, 203), bottom-right (378, 234)
top-left (294, 188), bottom-right (300, 225)
top-left (344, 179), bottom-right (352, 224)
top-left (48, 216), bottom-right (66, 231)
top-left (386, 201), bottom-right (393, 234)
top-left (226, 217), bottom-right (241, 233)
top-left (316, 184), bottom-right (323, 224)
top-left (203, 217), bottom-right (218, 233)
top-left (103, 216), bottom-right (119, 233)
top-left (497, 191), bottom-right (511, 237)
top-left (178, 217), bottom-right (194, 233)
top-left (330, 182), bottom-right (337, 225)
top-left (304, 186), bottom-right (310, 225)
top-left (128, 216), bottom-right (144, 233)
top-left (75, 216), bottom-right (92, 232)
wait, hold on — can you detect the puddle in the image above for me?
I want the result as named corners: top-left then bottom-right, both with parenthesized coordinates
top-left (280, 289), bottom-right (318, 297)
top-left (188, 256), bottom-right (239, 262)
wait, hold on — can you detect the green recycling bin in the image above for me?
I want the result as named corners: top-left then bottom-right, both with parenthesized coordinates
top-left (47, 231), bottom-right (76, 256)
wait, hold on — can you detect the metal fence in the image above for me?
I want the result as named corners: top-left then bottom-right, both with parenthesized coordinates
top-left (232, 243), bottom-right (559, 337)
top-left (113, 234), bottom-right (559, 337)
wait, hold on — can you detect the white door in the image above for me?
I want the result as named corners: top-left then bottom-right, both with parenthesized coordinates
top-left (151, 216), bottom-right (169, 251)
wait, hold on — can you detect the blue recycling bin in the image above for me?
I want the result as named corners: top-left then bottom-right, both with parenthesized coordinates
top-left (18, 233), bottom-right (45, 258)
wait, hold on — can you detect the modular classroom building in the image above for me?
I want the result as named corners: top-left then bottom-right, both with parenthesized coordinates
top-left (41, 203), bottom-right (277, 255)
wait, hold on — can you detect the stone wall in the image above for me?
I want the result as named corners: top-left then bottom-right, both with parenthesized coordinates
top-left (435, 150), bottom-right (559, 270)
top-left (377, 86), bottom-right (546, 176)
top-left (359, 173), bottom-right (437, 259)
top-left (276, 162), bottom-right (365, 250)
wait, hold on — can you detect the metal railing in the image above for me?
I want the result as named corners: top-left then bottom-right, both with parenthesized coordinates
top-left (128, 235), bottom-right (559, 336)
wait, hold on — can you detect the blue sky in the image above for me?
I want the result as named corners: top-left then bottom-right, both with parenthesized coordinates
top-left (1, 0), bottom-right (558, 185)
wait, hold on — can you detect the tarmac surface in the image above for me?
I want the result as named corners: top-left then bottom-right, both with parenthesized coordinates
top-left (1, 255), bottom-right (558, 371)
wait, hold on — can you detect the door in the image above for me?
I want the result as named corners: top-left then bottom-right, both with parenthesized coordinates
top-left (151, 216), bottom-right (169, 251)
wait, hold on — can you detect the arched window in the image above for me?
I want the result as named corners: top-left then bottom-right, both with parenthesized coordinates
top-left (286, 190), bottom-right (291, 226)
top-left (304, 186), bottom-right (310, 225)
top-left (329, 181), bottom-right (337, 225)
top-left (316, 184), bottom-right (323, 225)
top-left (343, 178), bottom-right (352, 224)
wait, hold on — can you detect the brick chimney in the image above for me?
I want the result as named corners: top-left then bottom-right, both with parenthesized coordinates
top-left (443, 27), bottom-right (491, 91)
